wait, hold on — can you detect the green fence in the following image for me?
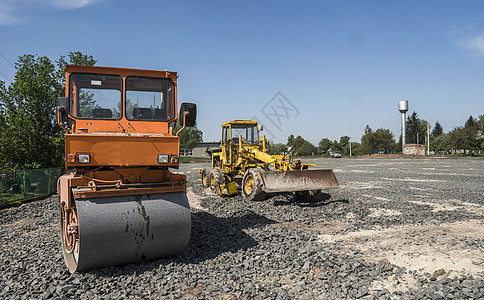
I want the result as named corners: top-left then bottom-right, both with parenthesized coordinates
top-left (0, 168), bottom-right (64, 209)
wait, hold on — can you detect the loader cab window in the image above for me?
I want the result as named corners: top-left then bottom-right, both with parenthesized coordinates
top-left (231, 124), bottom-right (259, 145)
top-left (126, 76), bottom-right (175, 121)
top-left (222, 126), bottom-right (229, 145)
top-left (69, 73), bottom-right (122, 119)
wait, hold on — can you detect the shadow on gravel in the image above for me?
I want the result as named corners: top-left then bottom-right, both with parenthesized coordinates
top-left (89, 209), bottom-right (276, 277)
top-left (272, 192), bottom-right (349, 208)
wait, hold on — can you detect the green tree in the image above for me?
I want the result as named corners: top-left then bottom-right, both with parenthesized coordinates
top-left (432, 121), bottom-right (443, 137)
top-left (464, 115), bottom-right (477, 129)
top-left (297, 140), bottom-right (316, 156)
top-left (435, 133), bottom-right (450, 153)
top-left (477, 115), bottom-right (484, 132)
top-left (318, 138), bottom-right (332, 154)
top-left (0, 52), bottom-right (96, 171)
top-left (349, 141), bottom-right (363, 155)
top-left (339, 136), bottom-right (350, 155)
top-left (406, 111), bottom-right (427, 144)
top-left (361, 125), bottom-right (395, 154)
top-left (55, 51), bottom-right (97, 88)
top-left (339, 136), bottom-right (350, 148)
top-left (287, 134), bottom-right (295, 146)
top-left (267, 141), bottom-right (288, 155)
top-left (176, 124), bottom-right (203, 150)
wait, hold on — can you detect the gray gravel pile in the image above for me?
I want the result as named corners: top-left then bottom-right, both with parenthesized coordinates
top-left (1, 158), bottom-right (483, 299)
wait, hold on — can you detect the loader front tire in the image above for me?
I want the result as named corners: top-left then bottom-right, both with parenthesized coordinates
top-left (242, 168), bottom-right (266, 201)
top-left (210, 169), bottom-right (225, 192)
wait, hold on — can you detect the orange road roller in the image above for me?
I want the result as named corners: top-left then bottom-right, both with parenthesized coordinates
top-left (56, 65), bottom-right (196, 272)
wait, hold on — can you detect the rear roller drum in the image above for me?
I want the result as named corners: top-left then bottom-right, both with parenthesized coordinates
top-left (59, 191), bottom-right (191, 273)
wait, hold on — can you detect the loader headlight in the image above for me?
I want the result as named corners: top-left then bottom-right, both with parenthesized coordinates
top-left (158, 154), bottom-right (169, 164)
top-left (78, 154), bottom-right (91, 164)
top-left (171, 155), bottom-right (178, 163)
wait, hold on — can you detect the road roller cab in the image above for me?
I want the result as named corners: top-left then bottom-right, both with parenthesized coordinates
top-left (56, 65), bottom-right (196, 273)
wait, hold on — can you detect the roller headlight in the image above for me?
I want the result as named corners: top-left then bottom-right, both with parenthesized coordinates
top-left (78, 154), bottom-right (91, 164)
top-left (171, 155), bottom-right (178, 163)
top-left (158, 154), bottom-right (169, 164)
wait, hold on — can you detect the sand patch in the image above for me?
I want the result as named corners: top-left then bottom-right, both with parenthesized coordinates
top-left (362, 194), bottom-right (391, 202)
top-left (408, 200), bottom-right (484, 214)
top-left (342, 181), bottom-right (381, 189)
top-left (333, 169), bottom-right (374, 174)
top-left (318, 220), bottom-right (484, 275)
top-left (368, 208), bottom-right (401, 218)
top-left (186, 187), bottom-right (207, 211)
top-left (382, 178), bottom-right (446, 183)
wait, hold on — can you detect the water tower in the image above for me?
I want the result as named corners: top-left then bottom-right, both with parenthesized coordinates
top-left (398, 100), bottom-right (408, 152)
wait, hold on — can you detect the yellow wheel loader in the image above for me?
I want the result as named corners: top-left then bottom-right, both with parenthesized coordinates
top-left (200, 120), bottom-right (339, 201)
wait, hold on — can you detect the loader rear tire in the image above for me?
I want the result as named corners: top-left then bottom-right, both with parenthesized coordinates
top-left (201, 168), bottom-right (211, 188)
top-left (295, 190), bottom-right (322, 202)
top-left (210, 169), bottom-right (225, 192)
top-left (242, 168), bottom-right (266, 201)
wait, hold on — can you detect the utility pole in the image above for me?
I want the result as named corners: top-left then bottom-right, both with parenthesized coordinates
top-left (417, 132), bottom-right (419, 155)
top-left (349, 141), bottom-right (352, 157)
top-left (427, 124), bottom-right (430, 156)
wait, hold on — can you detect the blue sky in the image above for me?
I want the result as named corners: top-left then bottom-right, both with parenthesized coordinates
top-left (1, 0), bottom-right (484, 144)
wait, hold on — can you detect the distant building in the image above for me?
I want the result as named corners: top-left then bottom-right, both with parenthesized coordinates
top-left (180, 142), bottom-right (220, 158)
top-left (403, 144), bottom-right (426, 155)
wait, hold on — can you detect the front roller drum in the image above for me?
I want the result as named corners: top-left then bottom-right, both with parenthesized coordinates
top-left (60, 191), bottom-right (191, 273)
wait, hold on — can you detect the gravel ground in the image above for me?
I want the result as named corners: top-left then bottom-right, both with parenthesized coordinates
top-left (1, 158), bottom-right (483, 299)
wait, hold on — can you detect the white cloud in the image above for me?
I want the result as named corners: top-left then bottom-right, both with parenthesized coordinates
top-left (50, 0), bottom-right (102, 10)
top-left (449, 21), bottom-right (484, 58)
top-left (0, 0), bottom-right (104, 25)
top-left (0, 2), bottom-right (18, 25)
top-left (464, 34), bottom-right (484, 55)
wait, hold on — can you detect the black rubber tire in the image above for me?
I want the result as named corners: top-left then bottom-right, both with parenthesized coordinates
top-left (242, 168), bottom-right (266, 201)
top-left (295, 190), bottom-right (322, 202)
top-left (210, 169), bottom-right (225, 191)
top-left (201, 168), bottom-right (211, 188)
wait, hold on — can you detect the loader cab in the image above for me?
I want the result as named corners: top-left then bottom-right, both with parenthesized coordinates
top-left (221, 121), bottom-right (260, 165)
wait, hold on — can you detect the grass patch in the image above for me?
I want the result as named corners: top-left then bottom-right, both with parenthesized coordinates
top-left (179, 157), bottom-right (211, 163)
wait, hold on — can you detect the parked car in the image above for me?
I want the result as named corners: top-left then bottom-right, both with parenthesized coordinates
top-left (330, 152), bottom-right (342, 158)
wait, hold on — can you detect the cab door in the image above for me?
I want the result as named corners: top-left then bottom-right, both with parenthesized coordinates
top-left (222, 125), bottom-right (232, 165)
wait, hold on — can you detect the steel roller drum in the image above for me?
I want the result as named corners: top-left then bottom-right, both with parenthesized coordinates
top-left (61, 191), bottom-right (191, 273)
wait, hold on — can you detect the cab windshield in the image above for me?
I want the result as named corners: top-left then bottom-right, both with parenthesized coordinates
top-left (231, 124), bottom-right (259, 144)
top-left (126, 76), bottom-right (175, 121)
top-left (69, 73), bottom-right (122, 119)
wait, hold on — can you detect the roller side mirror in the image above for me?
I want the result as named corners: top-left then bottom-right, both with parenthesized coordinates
top-left (56, 97), bottom-right (69, 123)
top-left (178, 102), bottom-right (197, 127)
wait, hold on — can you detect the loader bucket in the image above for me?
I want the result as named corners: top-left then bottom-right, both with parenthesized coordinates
top-left (260, 169), bottom-right (339, 193)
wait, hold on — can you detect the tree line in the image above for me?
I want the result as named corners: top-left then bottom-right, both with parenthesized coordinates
top-left (267, 111), bottom-right (484, 157)
top-left (0, 52), bottom-right (96, 172)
